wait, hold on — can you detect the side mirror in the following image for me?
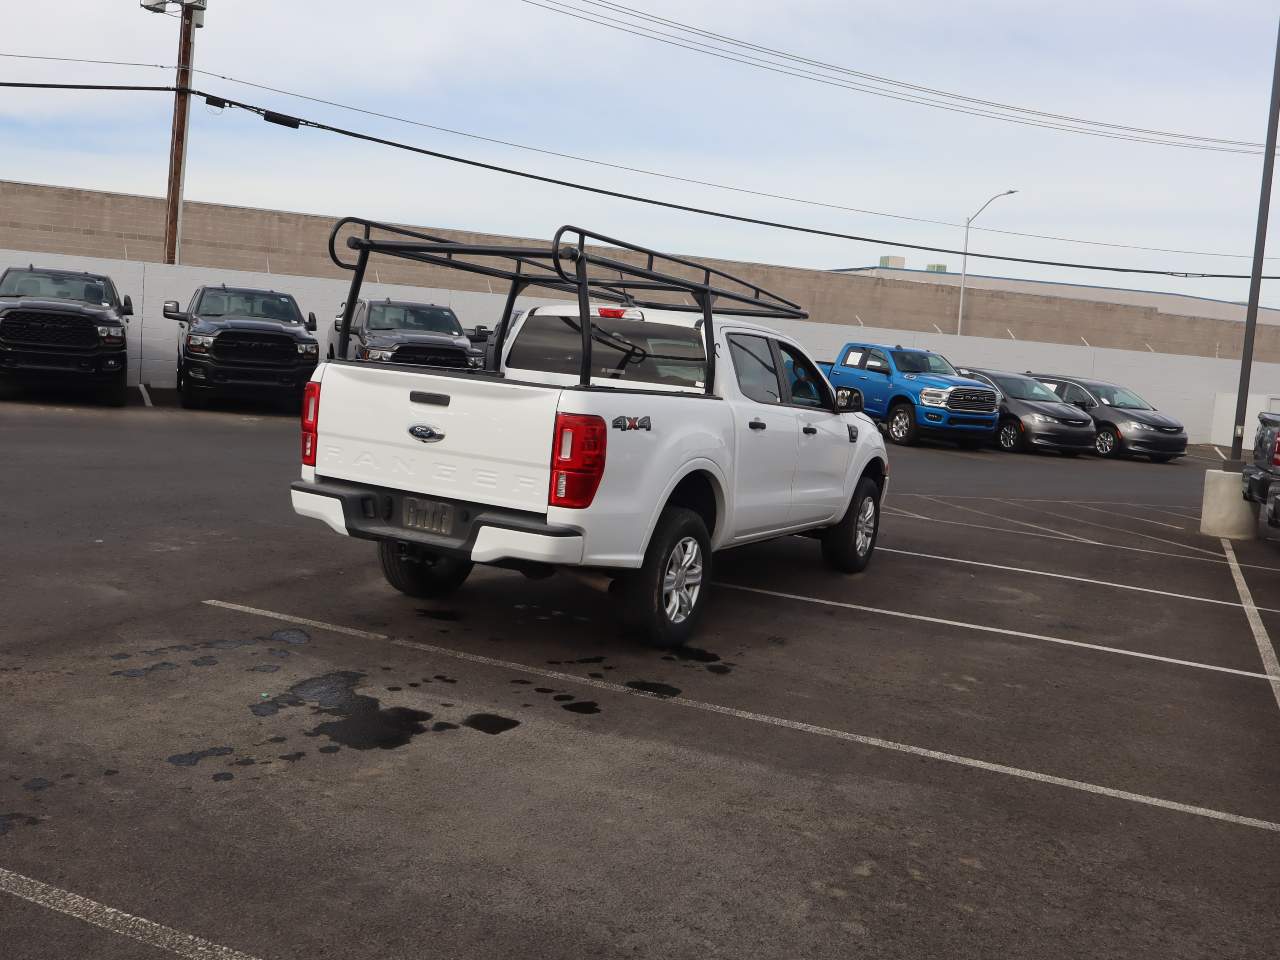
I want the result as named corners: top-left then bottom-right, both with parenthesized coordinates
top-left (306, 312), bottom-right (318, 332)
top-left (163, 301), bottom-right (187, 323)
top-left (835, 387), bottom-right (864, 413)
top-left (121, 295), bottom-right (134, 317)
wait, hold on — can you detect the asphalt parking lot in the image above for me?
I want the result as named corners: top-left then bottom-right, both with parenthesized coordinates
top-left (2, 398), bottom-right (1278, 960)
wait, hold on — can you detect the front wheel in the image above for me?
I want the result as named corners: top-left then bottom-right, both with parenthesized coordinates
top-left (821, 476), bottom-right (881, 573)
top-left (620, 506), bottom-right (711, 649)
top-left (378, 542), bottom-right (473, 598)
top-left (887, 402), bottom-right (918, 446)
top-left (997, 418), bottom-right (1024, 452)
top-left (1094, 426), bottom-right (1120, 458)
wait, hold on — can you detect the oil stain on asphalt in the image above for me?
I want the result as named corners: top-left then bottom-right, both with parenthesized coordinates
top-left (461, 714), bottom-right (520, 735)
top-left (289, 671), bottom-right (433, 750)
top-left (0, 813), bottom-right (40, 836)
top-left (625, 681), bottom-right (681, 698)
top-left (166, 746), bottom-right (234, 767)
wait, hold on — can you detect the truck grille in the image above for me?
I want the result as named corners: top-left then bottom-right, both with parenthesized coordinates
top-left (0, 310), bottom-right (98, 347)
top-left (211, 332), bottom-right (295, 364)
top-left (946, 388), bottom-right (998, 413)
top-left (393, 345), bottom-right (470, 368)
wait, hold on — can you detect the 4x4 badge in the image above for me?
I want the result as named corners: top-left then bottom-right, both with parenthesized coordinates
top-left (612, 416), bottom-right (651, 432)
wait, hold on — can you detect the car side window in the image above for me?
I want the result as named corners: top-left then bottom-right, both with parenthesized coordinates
top-left (777, 341), bottom-right (829, 409)
top-left (727, 334), bottom-right (782, 405)
top-left (1061, 383), bottom-right (1091, 405)
top-left (864, 349), bottom-right (890, 374)
top-left (841, 347), bottom-right (864, 368)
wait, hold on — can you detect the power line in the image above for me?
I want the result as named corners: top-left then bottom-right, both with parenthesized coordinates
top-left (516, 0), bottom-right (1266, 154)
top-left (572, 0), bottom-right (1260, 149)
top-left (1, 51), bottom-right (1271, 260)
top-left (6, 78), bottom-right (1280, 279)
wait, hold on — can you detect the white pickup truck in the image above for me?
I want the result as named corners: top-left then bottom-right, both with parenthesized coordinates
top-left (291, 222), bottom-right (888, 647)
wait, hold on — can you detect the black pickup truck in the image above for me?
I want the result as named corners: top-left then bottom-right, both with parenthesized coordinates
top-left (0, 265), bottom-right (132, 405)
top-left (1243, 411), bottom-right (1280, 529)
top-left (329, 298), bottom-right (483, 368)
top-left (165, 286), bottom-right (319, 408)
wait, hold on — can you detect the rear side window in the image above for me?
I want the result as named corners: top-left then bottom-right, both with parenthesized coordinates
top-left (841, 347), bottom-right (865, 367)
top-left (727, 334), bottom-right (782, 404)
top-left (506, 313), bottom-right (706, 388)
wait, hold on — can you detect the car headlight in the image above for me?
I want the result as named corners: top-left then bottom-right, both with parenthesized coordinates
top-left (1027, 413), bottom-right (1059, 424)
top-left (362, 348), bottom-right (395, 362)
top-left (97, 325), bottom-right (125, 344)
top-left (298, 342), bottom-right (319, 356)
top-left (186, 333), bottom-right (214, 354)
top-left (919, 388), bottom-right (949, 408)
top-left (1125, 421), bottom-right (1148, 432)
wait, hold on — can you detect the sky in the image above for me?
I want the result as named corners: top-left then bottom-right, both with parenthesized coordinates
top-left (2, 0), bottom-right (1280, 306)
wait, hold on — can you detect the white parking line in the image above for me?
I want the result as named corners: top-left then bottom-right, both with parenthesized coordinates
top-left (204, 599), bottom-right (1280, 834)
top-left (137, 384), bottom-right (153, 408)
top-left (995, 499), bottom-right (1224, 558)
top-left (1067, 502), bottom-right (1189, 531)
top-left (879, 546), bottom-right (1280, 614)
top-left (0, 867), bottom-right (264, 960)
top-left (900, 494), bottom-right (1201, 520)
top-left (1222, 540), bottom-right (1280, 715)
top-left (1214, 446), bottom-right (1229, 461)
top-left (917, 496), bottom-right (1101, 544)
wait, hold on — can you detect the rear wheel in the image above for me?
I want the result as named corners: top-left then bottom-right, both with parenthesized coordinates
top-left (1094, 426), bottom-right (1119, 458)
top-left (378, 542), bottom-right (473, 598)
top-left (821, 476), bottom-right (880, 573)
top-left (887, 402), bottom-right (918, 446)
top-left (997, 418), bottom-right (1024, 452)
top-left (620, 506), bottom-right (711, 649)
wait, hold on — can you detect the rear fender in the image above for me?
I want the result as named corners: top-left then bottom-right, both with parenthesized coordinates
top-left (638, 459), bottom-right (730, 557)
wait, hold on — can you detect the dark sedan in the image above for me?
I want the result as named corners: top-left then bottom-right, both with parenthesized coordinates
top-left (957, 367), bottom-right (1095, 455)
top-left (1028, 373), bottom-right (1187, 462)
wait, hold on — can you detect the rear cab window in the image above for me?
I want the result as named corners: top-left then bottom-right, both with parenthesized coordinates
top-left (504, 309), bottom-right (707, 391)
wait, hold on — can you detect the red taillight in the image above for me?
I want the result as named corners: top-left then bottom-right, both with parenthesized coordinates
top-left (301, 381), bottom-right (321, 466)
top-left (1272, 434), bottom-right (1280, 468)
top-left (549, 413), bottom-right (606, 508)
top-left (596, 307), bottom-right (627, 319)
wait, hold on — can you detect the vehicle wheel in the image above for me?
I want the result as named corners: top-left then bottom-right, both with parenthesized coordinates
top-left (887, 402), bottom-right (918, 446)
top-left (997, 418), bottom-right (1024, 453)
top-left (1094, 426), bottom-right (1119, 458)
top-left (327, 344), bottom-right (335, 360)
top-left (101, 371), bottom-right (128, 407)
top-left (178, 370), bottom-right (205, 410)
top-left (620, 506), bottom-right (711, 649)
top-left (378, 541), bottom-right (473, 598)
top-left (1149, 454), bottom-right (1178, 463)
top-left (821, 476), bottom-right (881, 574)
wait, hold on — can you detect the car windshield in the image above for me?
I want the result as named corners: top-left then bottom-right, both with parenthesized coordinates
top-left (992, 375), bottom-right (1060, 402)
top-left (0, 269), bottom-right (114, 305)
top-left (197, 290), bottom-right (302, 322)
top-left (893, 351), bottom-right (956, 376)
top-left (1092, 384), bottom-right (1151, 409)
top-left (506, 313), bottom-right (706, 388)
top-left (368, 303), bottom-right (463, 335)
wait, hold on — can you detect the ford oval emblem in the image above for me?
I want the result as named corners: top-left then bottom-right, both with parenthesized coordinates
top-left (408, 424), bottom-right (445, 443)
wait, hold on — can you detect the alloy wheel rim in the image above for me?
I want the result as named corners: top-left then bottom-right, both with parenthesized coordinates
top-left (1000, 424), bottom-right (1018, 449)
top-left (890, 411), bottom-right (909, 439)
top-left (855, 496), bottom-right (877, 556)
top-left (662, 536), bottom-right (703, 625)
top-left (1097, 431), bottom-right (1114, 455)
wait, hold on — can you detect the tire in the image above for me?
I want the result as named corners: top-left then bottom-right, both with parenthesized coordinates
top-left (1149, 454), bottom-right (1178, 464)
top-left (179, 370), bottom-right (205, 410)
top-left (378, 541), bottom-right (473, 599)
top-left (619, 506), bottom-right (711, 649)
top-left (100, 370), bottom-right (128, 407)
top-left (997, 418), bottom-right (1025, 453)
top-left (1094, 426), bottom-right (1119, 458)
top-left (327, 344), bottom-right (335, 360)
top-left (821, 476), bottom-right (881, 574)
top-left (886, 402), bottom-right (918, 446)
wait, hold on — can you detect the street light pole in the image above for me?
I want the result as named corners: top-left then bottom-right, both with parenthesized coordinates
top-left (956, 189), bottom-right (1017, 337)
top-left (1228, 17), bottom-right (1280, 467)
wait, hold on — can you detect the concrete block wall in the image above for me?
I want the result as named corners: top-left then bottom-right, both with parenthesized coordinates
top-left (4, 244), bottom-right (1279, 443)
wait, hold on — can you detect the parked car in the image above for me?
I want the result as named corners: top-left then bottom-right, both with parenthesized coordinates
top-left (329, 298), bottom-right (483, 369)
top-left (819, 343), bottom-right (998, 447)
top-left (1028, 373), bottom-right (1187, 462)
top-left (956, 367), bottom-right (1095, 455)
top-left (0, 265), bottom-right (132, 405)
top-left (293, 222), bottom-right (888, 648)
top-left (165, 286), bottom-right (319, 408)
top-left (1242, 411), bottom-right (1280, 528)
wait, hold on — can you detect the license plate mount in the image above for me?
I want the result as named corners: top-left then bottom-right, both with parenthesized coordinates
top-left (402, 497), bottom-right (455, 536)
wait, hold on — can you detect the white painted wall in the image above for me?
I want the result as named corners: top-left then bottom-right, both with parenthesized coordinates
top-left (4, 245), bottom-right (1279, 443)
top-left (1210, 392), bottom-right (1280, 448)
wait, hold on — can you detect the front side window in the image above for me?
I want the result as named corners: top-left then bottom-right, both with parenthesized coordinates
top-left (368, 303), bottom-right (463, 335)
top-left (0, 269), bottom-right (116, 305)
top-left (197, 290), bottom-right (302, 323)
top-left (1091, 384), bottom-right (1150, 409)
top-left (893, 351), bottom-right (957, 376)
top-left (864, 349), bottom-right (890, 373)
top-left (1060, 383), bottom-right (1093, 406)
top-left (777, 341), bottom-right (828, 409)
top-left (506, 312), bottom-right (706, 388)
top-left (727, 334), bottom-right (782, 404)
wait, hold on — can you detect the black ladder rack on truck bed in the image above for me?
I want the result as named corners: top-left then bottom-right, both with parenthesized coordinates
top-left (327, 218), bottom-right (808, 395)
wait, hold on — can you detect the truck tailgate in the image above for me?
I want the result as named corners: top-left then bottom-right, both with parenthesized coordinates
top-left (314, 364), bottom-right (560, 513)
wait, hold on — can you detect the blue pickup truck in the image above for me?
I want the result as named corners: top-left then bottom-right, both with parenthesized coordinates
top-left (819, 343), bottom-right (999, 447)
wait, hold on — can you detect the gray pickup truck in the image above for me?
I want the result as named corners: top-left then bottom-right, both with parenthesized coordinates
top-left (1243, 411), bottom-right (1280, 529)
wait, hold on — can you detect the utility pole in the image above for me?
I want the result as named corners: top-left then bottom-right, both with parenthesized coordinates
top-left (1228, 17), bottom-right (1280, 467)
top-left (141, 1), bottom-right (207, 265)
top-left (956, 189), bottom-right (1017, 336)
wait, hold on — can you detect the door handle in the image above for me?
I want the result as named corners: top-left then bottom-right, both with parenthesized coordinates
top-left (802, 425), bottom-right (818, 435)
top-left (749, 419), bottom-right (767, 431)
